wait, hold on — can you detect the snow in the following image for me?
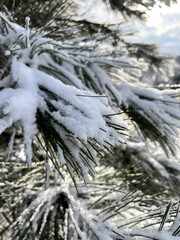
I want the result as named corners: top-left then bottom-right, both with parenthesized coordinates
top-left (0, 11), bottom-right (179, 181)
top-left (57, 146), bottom-right (66, 165)
top-left (0, 9), bottom-right (179, 182)
top-left (11, 184), bottom-right (123, 240)
top-left (129, 229), bottom-right (179, 240)
top-left (25, 17), bottom-right (30, 48)
top-left (117, 83), bottom-right (180, 154)
top-left (7, 127), bottom-right (16, 161)
top-left (0, 13), bottom-right (129, 176)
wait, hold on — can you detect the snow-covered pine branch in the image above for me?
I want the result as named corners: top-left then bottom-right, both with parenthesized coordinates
top-left (0, 14), bottom-right (128, 180)
top-left (4, 162), bottom-right (180, 240)
top-left (0, 12), bottom-right (180, 179)
top-left (118, 84), bottom-right (180, 155)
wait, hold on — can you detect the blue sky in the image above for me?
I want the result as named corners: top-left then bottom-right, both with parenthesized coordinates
top-left (132, 2), bottom-right (180, 54)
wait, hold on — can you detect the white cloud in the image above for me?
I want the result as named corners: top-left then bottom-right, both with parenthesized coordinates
top-left (132, 2), bottom-right (180, 54)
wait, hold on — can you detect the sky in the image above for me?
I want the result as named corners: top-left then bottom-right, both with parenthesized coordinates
top-left (76, 0), bottom-right (180, 55)
top-left (132, 2), bottom-right (180, 54)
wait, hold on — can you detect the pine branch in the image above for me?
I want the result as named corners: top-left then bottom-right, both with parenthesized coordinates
top-left (103, 0), bottom-right (177, 19)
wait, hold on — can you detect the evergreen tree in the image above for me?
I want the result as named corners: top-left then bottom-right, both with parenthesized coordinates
top-left (0, 0), bottom-right (180, 239)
